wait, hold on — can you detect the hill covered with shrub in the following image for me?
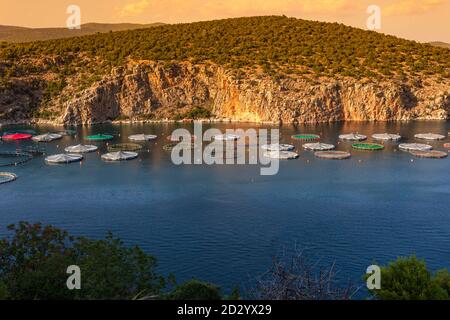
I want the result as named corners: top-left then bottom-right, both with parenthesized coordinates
top-left (1, 16), bottom-right (449, 81)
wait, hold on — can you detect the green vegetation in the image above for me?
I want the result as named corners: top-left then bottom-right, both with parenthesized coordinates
top-left (0, 16), bottom-right (448, 84)
top-left (0, 222), bottom-right (228, 300)
top-left (168, 280), bottom-right (222, 300)
top-left (367, 256), bottom-right (450, 300)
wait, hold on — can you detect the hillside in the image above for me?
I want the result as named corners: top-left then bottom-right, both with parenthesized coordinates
top-left (430, 42), bottom-right (450, 49)
top-left (0, 22), bottom-right (164, 43)
top-left (0, 16), bottom-right (449, 125)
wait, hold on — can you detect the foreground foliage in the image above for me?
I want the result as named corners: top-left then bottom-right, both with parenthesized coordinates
top-left (368, 256), bottom-right (450, 300)
top-left (0, 222), bottom-right (229, 300)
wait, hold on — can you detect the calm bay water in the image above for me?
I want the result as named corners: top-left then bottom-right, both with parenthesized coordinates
top-left (1, 121), bottom-right (450, 297)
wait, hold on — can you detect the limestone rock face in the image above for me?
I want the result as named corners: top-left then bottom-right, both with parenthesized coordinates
top-left (1, 61), bottom-right (449, 125)
top-left (61, 62), bottom-right (449, 125)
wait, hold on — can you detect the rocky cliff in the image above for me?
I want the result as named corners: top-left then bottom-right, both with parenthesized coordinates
top-left (1, 60), bottom-right (449, 125)
top-left (59, 61), bottom-right (449, 125)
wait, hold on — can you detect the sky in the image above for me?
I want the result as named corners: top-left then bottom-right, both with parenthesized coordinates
top-left (0, 0), bottom-right (449, 42)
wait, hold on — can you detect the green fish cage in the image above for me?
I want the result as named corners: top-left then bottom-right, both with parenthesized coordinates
top-left (291, 134), bottom-right (320, 141)
top-left (352, 143), bottom-right (384, 151)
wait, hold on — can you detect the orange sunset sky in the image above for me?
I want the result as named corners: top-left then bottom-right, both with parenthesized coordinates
top-left (0, 0), bottom-right (449, 42)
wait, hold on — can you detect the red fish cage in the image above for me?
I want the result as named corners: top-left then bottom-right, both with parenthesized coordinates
top-left (1, 133), bottom-right (33, 141)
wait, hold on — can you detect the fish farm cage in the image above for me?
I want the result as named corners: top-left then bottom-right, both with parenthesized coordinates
top-left (372, 133), bottom-right (402, 141)
top-left (261, 144), bottom-right (295, 151)
top-left (85, 134), bottom-right (114, 141)
top-left (65, 145), bottom-right (98, 153)
top-left (414, 133), bottom-right (446, 141)
top-left (129, 134), bottom-right (158, 141)
top-left (163, 143), bottom-right (195, 151)
top-left (291, 134), bottom-right (320, 141)
top-left (399, 143), bottom-right (433, 152)
top-left (107, 143), bottom-right (143, 152)
top-left (339, 133), bottom-right (367, 141)
top-left (0, 172), bottom-right (17, 185)
top-left (315, 151), bottom-right (351, 160)
top-left (45, 154), bottom-right (83, 164)
top-left (0, 152), bottom-right (33, 167)
top-left (352, 143), bottom-right (384, 151)
top-left (263, 150), bottom-right (299, 160)
top-left (410, 150), bottom-right (448, 159)
top-left (303, 143), bottom-right (335, 151)
top-left (101, 151), bottom-right (139, 161)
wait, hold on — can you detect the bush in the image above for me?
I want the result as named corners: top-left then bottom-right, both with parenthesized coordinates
top-left (168, 280), bottom-right (222, 300)
top-left (368, 256), bottom-right (449, 300)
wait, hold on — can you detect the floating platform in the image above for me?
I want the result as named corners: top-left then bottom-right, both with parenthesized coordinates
top-left (107, 143), bottom-right (143, 152)
top-left (85, 134), bottom-right (114, 141)
top-left (263, 151), bottom-right (299, 160)
top-left (0, 172), bottom-right (17, 185)
top-left (261, 144), bottom-right (295, 151)
top-left (410, 150), bottom-right (448, 159)
top-left (414, 133), bottom-right (446, 141)
top-left (58, 129), bottom-right (77, 136)
top-left (315, 151), bottom-right (351, 160)
top-left (129, 134), bottom-right (158, 141)
top-left (372, 133), bottom-right (402, 141)
top-left (352, 143), bottom-right (384, 151)
top-left (167, 135), bottom-right (196, 142)
top-left (0, 152), bottom-right (33, 167)
top-left (291, 134), bottom-right (320, 141)
top-left (303, 143), bottom-right (335, 151)
top-left (32, 133), bottom-right (63, 142)
top-left (1, 133), bottom-right (32, 141)
top-left (101, 151), bottom-right (138, 161)
top-left (399, 143), bottom-right (433, 152)
top-left (45, 154), bottom-right (83, 164)
top-left (339, 133), bottom-right (367, 141)
top-left (65, 144), bottom-right (98, 153)
top-left (213, 134), bottom-right (240, 141)
top-left (163, 142), bottom-right (195, 151)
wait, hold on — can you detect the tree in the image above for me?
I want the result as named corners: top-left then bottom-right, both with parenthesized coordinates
top-left (168, 279), bottom-right (222, 300)
top-left (368, 255), bottom-right (449, 300)
top-left (0, 222), bottom-right (165, 300)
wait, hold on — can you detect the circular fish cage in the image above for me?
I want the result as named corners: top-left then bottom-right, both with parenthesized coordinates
top-left (129, 134), bottom-right (158, 141)
top-left (0, 172), bottom-right (17, 185)
top-left (163, 142), bottom-right (195, 151)
top-left (399, 143), bottom-right (433, 152)
top-left (372, 133), bottom-right (402, 141)
top-left (213, 134), bottom-right (240, 141)
top-left (291, 134), bottom-right (320, 141)
top-left (315, 151), bottom-right (351, 160)
top-left (65, 144), bottom-right (98, 153)
top-left (58, 129), bottom-right (77, 136)
top-left (101, 151), bottom-right (138, 161)
top-left (85, 134), bottom-right (114, 141)
top-left (1, 133), bottom-right (33, 141)
top-left (261, 144), bottom-right (295, 151)
top-left (16, 145), bottom-right (46, 156)
top-left (444, 143), bottom-right (450, 149)
top-left (263, 151), bottom-right (299, 160)
top-left (107, 143), bottom-right (143, 152)
top-left (45, 154), bottom-right (83, 164)
top-left (32, 133), bottom-right (63, 142)
top-left (410, 150), bottom-right (448, 159)
top-left (339, 133), bottom-right (367, 141)
top-left (414, 133), bottom-right (446, 141)
top-left (167, 135), bottom-right (196, 142)
top-left (0, 152), bottom-right (33, 167)
top-left (303, 143), bottom-right (335, 151)
top-left (352, 143), bottom-right (384, 151)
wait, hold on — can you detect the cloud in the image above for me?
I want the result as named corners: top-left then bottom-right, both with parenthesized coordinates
top-left (384, 0), bottom-right (449, 16)
top-left (120, 0), bottom-right (150, 16)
